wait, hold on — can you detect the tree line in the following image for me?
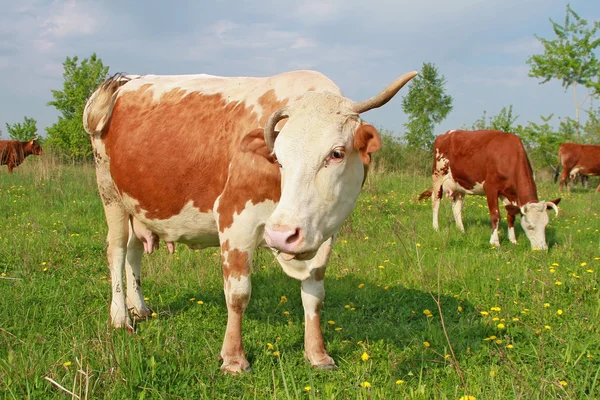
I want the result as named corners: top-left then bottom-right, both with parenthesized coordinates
top-left (2, 5), bottom-right (598, 172)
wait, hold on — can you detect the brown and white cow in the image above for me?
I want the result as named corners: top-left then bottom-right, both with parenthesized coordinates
top-left (554, 143), bottom-right (600, 192)
top-left (419, 130), bottom-right (560, 250)
top-left (83, 70), bottom-right (417, 373)
top-left (0, 138), bottom-right (43, 173)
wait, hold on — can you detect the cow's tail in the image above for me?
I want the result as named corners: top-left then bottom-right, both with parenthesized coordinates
top-left (553, 150), bottom-right (562, 184)
top-left (83, 73), bottom-right (130, 136)
top-left (418, 188), bottom-right (433, 201)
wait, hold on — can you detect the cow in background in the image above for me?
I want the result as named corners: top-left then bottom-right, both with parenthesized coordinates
top-left (83, 69), bottom-right (417, 373)
top-left (419, 130), bottom-right (560, 250)
top-left (0, 138), bottom-right (43, 173)
top-left (554, 143), bottom-right (600, 192)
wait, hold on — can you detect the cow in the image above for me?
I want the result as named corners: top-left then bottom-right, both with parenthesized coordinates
top-left (419, 130), bottom-right (560, 250)
top-left (0, 138), bottom-right (43, 173)
top-left (554, 143), bottom-right (600, 192)
top-left (82, 69), bottom-right (417, 374)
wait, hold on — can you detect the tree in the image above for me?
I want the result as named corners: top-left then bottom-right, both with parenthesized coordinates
top-left (5, 116), bottom-right (38, 141)
top-left (401, 62), bottom-right (453, 151)
top-left (46, 53), bottom-right (109, 160)
top-left (466, 106), bottom-right (519, 132)
top-left (527, 5), bottom-right (600, 135)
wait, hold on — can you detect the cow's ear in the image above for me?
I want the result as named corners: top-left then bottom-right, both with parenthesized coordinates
top-left (241, 128), bottom-right (277, 164)
top-left (548, 198), bottom-right (561, 207)
top-left (505, 204), bottom-right (522, 216)
top-left (354, 124), bottom-right (381, 164)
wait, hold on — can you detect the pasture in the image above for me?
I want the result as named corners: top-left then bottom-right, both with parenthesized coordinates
top-left (1, 157), bottom-right (599, 399)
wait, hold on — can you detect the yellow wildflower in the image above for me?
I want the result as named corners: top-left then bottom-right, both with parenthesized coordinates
top-left (361, 381), bottom-right (371, 388)
top-left (361, 352), bottom-right (370, 361)
top-left (267, 343), bottom-right (274, 350)
top-left (280, 295), bottom-right (288, 304)
top-left (327, 320), bottom-right (335, 325)
top-left (557, 309), bottom-right (563, 315)
top-left (358, 283), bottom-right (365, 289)
top-left (423, 341), bottom-right (431, 347)
top-left (304, 386), bottom-right (311, 392)
top-left (497, 323), bottom-right (505, 329)
top-left (63, 361), bottom-right (72, 367)
top-left (396, 379), bottom-right (405, 384)
top-left (560, 381), bottom-right (568, 386)
top-left (273, 351), bottom-right (280, 357)
top-left (197, 300), bottom-right (204, 305)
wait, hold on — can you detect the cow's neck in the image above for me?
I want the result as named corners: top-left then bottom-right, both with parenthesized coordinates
top-left (515, 162), bottom-right (539, 206)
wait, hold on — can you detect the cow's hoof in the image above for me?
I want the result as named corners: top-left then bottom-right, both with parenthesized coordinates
top-left (221, 359), bottom-right (251, 375)
top-left (306, 353), bottom-right (336, 370)
top-left (132, 306), bottom-right (153, 319)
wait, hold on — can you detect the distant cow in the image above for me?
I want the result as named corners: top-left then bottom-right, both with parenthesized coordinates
top-left (0, 138), bottom-right (43, 173)
top-left (419, 130), bottom-right (560, 250)
top-left (83, 70), bottom-right (417, 373)
top-left (554, 143), bottom-right (600, 192)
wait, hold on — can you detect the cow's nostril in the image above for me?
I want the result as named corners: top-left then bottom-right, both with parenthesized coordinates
top-left (286, 229), bottom-right (301, 245)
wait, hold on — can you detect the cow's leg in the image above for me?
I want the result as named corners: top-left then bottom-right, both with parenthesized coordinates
top-left (219, 239), bottom-right (252, 374)
top-left (451, 192), bottom-right (465, 233)
top-left (104, 205), bottom-right (131, 329)
top-left (559, 169), bottom-right (571, 193)
top-left (432, 181), bottom-right (443, 231)
top-left (506, 208), bottom-right (518, 245)
top-left (7, 162), bottom-right (13, 173)
top-left (124, 220), bottom-right (152, 319)
top-left (485, 192), bottom-right (501, 247)
top-left (301, 237), bottom-right (335, 369)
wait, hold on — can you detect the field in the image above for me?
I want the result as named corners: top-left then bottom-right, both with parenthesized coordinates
top-left (1, 157), bottom-right (599, 399)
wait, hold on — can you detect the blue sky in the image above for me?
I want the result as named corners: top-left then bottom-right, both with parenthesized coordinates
top-left (0, 0), bottom-right (598, 139)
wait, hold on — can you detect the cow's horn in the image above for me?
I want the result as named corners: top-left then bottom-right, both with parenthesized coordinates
top-left (264, 106), bottom-right (290, 153)
top-left (546, 201), bottom-right (559, 217)
top-left (351, 71), bottom-right (418, 114)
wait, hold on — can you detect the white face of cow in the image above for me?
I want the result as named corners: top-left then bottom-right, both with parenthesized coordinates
top-left (520, 201), bottom-right (559, 250)
top-left (262, 71), bottom-right (417, 260)
top-left (264, 94), bottom-right (374, 260)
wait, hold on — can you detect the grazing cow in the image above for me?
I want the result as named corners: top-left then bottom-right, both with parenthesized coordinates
top-left (554, 143), bottom-right (600, 192)
top-left (419, 130), bottom-right (560, 250)
top-left (83, 70), bottom-right (417, 373)
top-left (0, 138), bottom-right (43, 173)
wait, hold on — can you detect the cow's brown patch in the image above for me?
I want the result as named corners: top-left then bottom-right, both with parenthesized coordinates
top-left (103, 85), bottom-right (288, 223)
top-left (221, 240), bottom-right (249, 281)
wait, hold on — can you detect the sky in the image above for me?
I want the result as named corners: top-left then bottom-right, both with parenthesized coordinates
top-left (0, 0), bottom-right (598, 139)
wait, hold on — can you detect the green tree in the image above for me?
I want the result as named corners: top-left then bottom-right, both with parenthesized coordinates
top-left (466, 106), bottom-right (519, 132)
top-left (401, 62), bottom-right (453, 151)
top-left (527, 5), bottom-right (600, 134)
top-left (46, 53), bottom-right (109, 160)
top-left (5, 116), bottom-right (38, 141)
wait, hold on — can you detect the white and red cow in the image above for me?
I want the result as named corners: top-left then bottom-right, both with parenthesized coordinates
top-left (83, 70), bottom-right (417, 373)
top-left (554, 142), bottom-right (600, 192)
top-left (419, 130), bottom-right (560, 250)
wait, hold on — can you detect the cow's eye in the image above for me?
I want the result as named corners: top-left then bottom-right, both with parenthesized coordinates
top-left (329, 148), bottom-right (345, 162)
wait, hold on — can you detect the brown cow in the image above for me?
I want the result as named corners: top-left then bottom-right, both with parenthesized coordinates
top-left (420, 130), bottom-right (560, 250)
top-left (0, 138), bottom-right (43, 173)
top-left (554, 143), bottom-right (600, 192)
top-left (83, 70), bottom-right (417, 374)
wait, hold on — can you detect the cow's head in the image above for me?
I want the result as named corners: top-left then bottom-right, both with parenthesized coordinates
top-left (259, 71), bottom-right (417, 260)
top-left (511, 198), bottom-right (560, 250)
top-left (25, 138), bottom-right (43, 156)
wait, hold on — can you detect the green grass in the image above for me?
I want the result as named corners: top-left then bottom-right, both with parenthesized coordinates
top-left (1, 157), bottom-right (599, 399)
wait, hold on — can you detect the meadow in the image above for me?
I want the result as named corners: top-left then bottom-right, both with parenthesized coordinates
top-left (1, 157), bottom-right (599, 399)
